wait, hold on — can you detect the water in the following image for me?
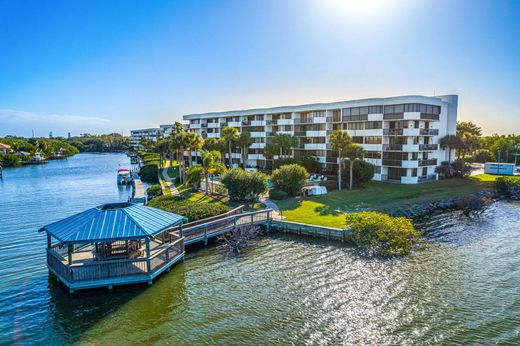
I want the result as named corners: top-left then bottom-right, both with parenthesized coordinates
top-left (1, 153), bottom-right (520, 345)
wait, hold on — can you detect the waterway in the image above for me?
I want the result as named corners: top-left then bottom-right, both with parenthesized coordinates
top-left (1, 153), bottom-right (519, 345)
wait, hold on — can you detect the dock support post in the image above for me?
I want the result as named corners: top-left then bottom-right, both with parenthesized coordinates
top-left (266, 211), bottom-right (271, 233)
top-left (47, 233), bottom-right (51, 249)
top-left (67, 244), bottom-right (73, 265)
top-left (145, 238), bottom-right (151, 273)
top-left (179, 223), bottom-right (184, 238)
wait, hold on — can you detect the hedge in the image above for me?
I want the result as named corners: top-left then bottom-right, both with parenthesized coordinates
top-left (146, 184), bottom-right (163, 197)
top-left (148, 195), bottom-right (230, 221)
top-left (496, 176), bottom-right (520, 199)
top-left (139, 164), bottom-right (159, 184)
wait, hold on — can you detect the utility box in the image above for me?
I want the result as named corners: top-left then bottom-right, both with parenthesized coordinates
top-left (484, 162), bottom-right (515, 175)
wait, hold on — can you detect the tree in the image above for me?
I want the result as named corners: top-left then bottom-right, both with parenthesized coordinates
top-left (186, 150), bottom-right (226, 195)
top-left (185, 132), bottom-right (204, 168)
top-left (271, 133), bottom-right (298, 159)
top-left (237, 132), bottom-right (254, 167)
top-left (155, 139), bottom-right (171, 168)
top-left (329, 130), bottom-right (352, 190)
top-left (221, 127), bottom-right (239, 168)
top-left (221, 169), bottom-right (268, 201)
top-left (271, 164), bottom-right (308, 196)
top-left (344, 143), bottom-right (364, 190)
top-left (439, 134), bottom-right (461, 163)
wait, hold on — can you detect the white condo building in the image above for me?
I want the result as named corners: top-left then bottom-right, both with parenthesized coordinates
top-left (130, 128), bottom-right (163, 150)
top-left (183, 95), bottom-right (458, 184)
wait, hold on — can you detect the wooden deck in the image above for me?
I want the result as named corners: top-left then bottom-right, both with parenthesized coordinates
top-left (47, 237), bottom-right (185, 292)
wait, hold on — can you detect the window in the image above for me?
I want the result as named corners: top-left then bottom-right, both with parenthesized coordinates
top-left (364, 151), bottom-right (382, 159)
top-left (369, 105), bottom-right (382, 114)
top-left (348, 122), bottom-right (364, 130)
top-left (352, 136), bottom-right (364, 144)
top-left (365, 136), bottom-right (382, 144)
top-left (365, 121), bottom-right (382, 129)
top-left (360, 106), bottom-right (369, 115)
top-left (374, 166), bottom-right (381, 174)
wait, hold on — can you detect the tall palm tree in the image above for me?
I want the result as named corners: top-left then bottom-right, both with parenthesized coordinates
top-left (439, 134), bottom-right (461, 163)
top-left (237, 132), bottom-right (254, 167)
top-left (272, 133), bottom-right (298, 159)
top-left (221, 127), bottom-right (239, 168)
top-left (186, 150), bottom-right (226, 195)
top-left (329, 130), bottom-right (352, 190)
top-left (345, 143), bottom-right (364, 190)
top-left (185, 131), bottom-right (205, 168)
top-left (155, 139), bottom-right (171, 168)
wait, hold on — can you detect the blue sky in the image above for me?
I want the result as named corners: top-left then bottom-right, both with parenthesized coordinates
top-left (1, 0), bottom-right (519, 136)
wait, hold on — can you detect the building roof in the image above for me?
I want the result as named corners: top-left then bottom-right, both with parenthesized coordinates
top-left (183, 94), bottom-right (457, 119)
top-left (39, 203), bottom-right (187, 243)
top-left (0, 143), bottom-right (11, 149)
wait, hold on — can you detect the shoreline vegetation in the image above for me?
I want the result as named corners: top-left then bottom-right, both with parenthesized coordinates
top-left (0, 133), bottom-right (130, 168)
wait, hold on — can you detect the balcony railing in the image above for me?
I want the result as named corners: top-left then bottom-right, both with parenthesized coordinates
top-left (420, 128), bottom-right (439, 136)
top-left (420, 113), bottom-right (440, 121)
top-left (418, 174), bottom-right (437, 182)
top-left (419, 159), bottom-right (438, 166)
top-left (419, 144), bottom-right (438, 151)
top-left (326, 116), bottom-right (342, 123)
top-left (383, 113), bottom-right (404, 120)
top-left (382, 159), bottom-right (403, 167)
top-left (383, 144), bottom-right (403, 151)
top-left (383, 129), bottom-right (403, 136)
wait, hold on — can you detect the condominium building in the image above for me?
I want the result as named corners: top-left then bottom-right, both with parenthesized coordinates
top-left (130, 128), bottom-right (163, 150)
top-left (183, 95), bottom-right (458, 184)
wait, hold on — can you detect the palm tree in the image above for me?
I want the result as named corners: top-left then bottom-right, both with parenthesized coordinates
top-left (344, 143), bottom-right (364, 190)
top-left (185, 132), bottom-right (205, 168)
top-left (237, 132), bottom-right (254, 167)
top-left (186, 150), bottom-right (226, 195)
top-left (439, 134), bottom-right (461, 163)
top-left (155, 139), bottom-right (171, 168)
top-left (221, 127), bottom-right (239, 168)
top-left (329, 130), bottom-right (352, 190)
top-left (272, 133), bottom-right (298, 159)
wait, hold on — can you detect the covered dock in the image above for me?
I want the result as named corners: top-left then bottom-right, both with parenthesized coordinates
top-left (39, 202), bottom-right (187, 292)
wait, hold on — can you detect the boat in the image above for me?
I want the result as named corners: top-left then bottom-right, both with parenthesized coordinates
top-left (117, 168), bottom-right (133, 185)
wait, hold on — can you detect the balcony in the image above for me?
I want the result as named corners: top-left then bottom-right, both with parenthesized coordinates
top-left (383, 144), bottom-right (403, 151)
top-left (326, 116), bottom-right (341, 123)
top-left (206, 133), bottom-right (220, 138)
top-left (189, 123), bottom-right (201, 129)
top-left (418, 174), bottom-right (438, 182)
top-left (419, 159), bottom-right (438, 166)
top-left (420, 114), bottom-right (440, 121)
top-left (402, 144), bottom-right (420, 152)
top-left (207, 122), bottom-right (220, 128)
top-left (382, 159), bottom-right (403, 167)
top-left (250, 132), bottom-right (266, 138)
top-left (306, 130), bottom-right (327, 137)
top-left (419, 144), bottom-right (438, 151)
top-left (383, 128), bottom-right (403, 136)
top-left (403, 128), bottom-right (420, 136)
top-left (250, 142), bottom-right (266, 149)
top-left (248, 154), bottom-right (266, 160)
top-left (313, 117), bottom-right (327, 124)
top-left (251, 120), bottom-right (266, 126)
top-left (277, 119), bottom-right (294, 125)
top-left (383, 113), bottom-right (404, 120)
top-left (420, 128), bottom-right (439, 136)
top-left (227, 121), bottom-right (242, 127)
top-left (304, 143), bottom-right (327, 150)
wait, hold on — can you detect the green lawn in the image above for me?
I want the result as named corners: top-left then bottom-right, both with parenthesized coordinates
top-left (274, 177), bottom-right (495, 228)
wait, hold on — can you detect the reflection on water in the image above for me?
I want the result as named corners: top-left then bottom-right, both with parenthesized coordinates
top-left (1, 154), bottom-right (520, 344)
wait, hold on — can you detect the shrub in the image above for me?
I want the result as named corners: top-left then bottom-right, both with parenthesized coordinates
top-left (146, 184), bottom-right (163, 197)
top-left (471, 149), bottom-right (493, 163)
top-left (222, 169), bottom-right (269, 201)
top-left (346, 211), bottom-right (419, 256)
top-left (496, 176), bottom-right (520, 200)
top-left (268, 189), bottom-right (288, 200)
top-left (148, 195), bottom-right (230, 221)
top-left (435, 159), bottom-right (471, 178)
top-left (271, 164), bottom-right (308, 196)
top-left (0, 154), bottom-right (21, 167)
top-left (343, 160), bottom-right (375, 187)
top-left (139, 164), bottom-right (159, 183)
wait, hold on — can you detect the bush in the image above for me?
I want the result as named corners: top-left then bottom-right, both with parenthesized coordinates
top-left (435, 159), bottom-right (471, 178)
top-left (222, 169), bottom-right (269, 201)
top-left (0, 154), bottom-right (21, 167)
top-left (146, 184), bottom-right (163, 197)
top-left (268, 189), bottom-right (288, 200)
top-left (148, 195), bottom-right (230, 221)
top-left (139, 164), bottom-right (159, 183)
top-left (271, 164), bottom-right (308, 196)
top-left (496, 176), bottom-right (520, 200)
top-left (346, 211), bottom-right (419, 256)
top-left (471, 149), bottom-right (493, 163)
top-left (343, 160), bottom-right (375, 187)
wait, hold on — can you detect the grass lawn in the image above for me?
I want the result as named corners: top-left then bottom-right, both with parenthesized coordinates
top-left (274, 176), bottom-right (495, 228)
top-left (176, 184), bottom-right (228, 206)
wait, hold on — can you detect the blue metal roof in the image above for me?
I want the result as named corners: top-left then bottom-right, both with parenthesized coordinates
top-left (39, 203), bottom-right (187, 243)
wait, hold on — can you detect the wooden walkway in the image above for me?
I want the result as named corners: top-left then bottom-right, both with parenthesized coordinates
top-left (178, 209), bottom-right (272, 245)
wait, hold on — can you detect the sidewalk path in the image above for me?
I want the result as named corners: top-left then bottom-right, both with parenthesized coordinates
top-left (261, 197), bottom-right (283, 220)
top-left (162, 167), bottom-right (180, 196)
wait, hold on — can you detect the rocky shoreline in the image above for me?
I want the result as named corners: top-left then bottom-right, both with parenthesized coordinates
top-left (390, 188), bottom-right (501, 221)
